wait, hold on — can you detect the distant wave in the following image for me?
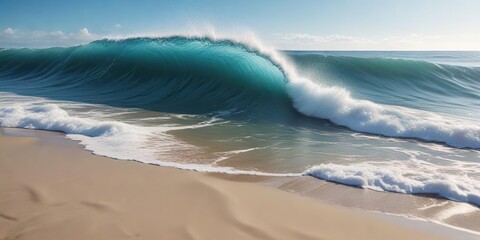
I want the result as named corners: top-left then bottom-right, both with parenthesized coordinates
top-left (0, 36), bottom-right (479, 149)
top-left (289, 54), bottom-right (480, 101)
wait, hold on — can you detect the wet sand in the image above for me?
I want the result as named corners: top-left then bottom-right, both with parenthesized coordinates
top-left (0, 128), bottom-right (476, 239)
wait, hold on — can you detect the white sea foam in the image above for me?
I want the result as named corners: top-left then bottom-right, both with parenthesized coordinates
top-left (0, 103), bottom-right (163, 160)
top-left (0, 101), bottom-right (298, 177)
top-left (286, 79), bottom-right (480, 149)
top-left (304, 161), bottom-right (480, 206)
top-left (0, 104), bottom-right (128, 137)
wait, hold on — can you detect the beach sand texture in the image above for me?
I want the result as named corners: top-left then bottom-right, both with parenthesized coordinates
top-left (0, 129), bottom-right (445, 240)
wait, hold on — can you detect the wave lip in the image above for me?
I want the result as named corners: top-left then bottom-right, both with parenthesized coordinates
top-left (304, 162), bottom-right (480, 206)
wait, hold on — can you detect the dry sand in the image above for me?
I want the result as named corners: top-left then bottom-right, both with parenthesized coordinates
top-left (0, 128), bottom-right (453, 240)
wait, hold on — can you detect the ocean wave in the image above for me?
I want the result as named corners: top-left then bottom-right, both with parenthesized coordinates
top-left (0, 37), bottom-right (291, 117)
top-left (0, 36), bottom-right (479, 150)
top-left (288, 80), bottom-right (480, 148)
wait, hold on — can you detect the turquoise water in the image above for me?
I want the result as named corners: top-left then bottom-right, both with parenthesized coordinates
top-left (0, 37), bottom-right (479, 205)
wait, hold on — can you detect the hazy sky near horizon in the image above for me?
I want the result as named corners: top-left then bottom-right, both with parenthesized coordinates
top-left (1, 0), bottom-right (479, 50)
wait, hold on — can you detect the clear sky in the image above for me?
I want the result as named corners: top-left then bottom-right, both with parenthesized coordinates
top-left (1, 0), bottom-right (479, 50)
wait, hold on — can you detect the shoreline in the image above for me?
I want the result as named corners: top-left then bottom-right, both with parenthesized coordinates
top-left (1, 127), bottom-right (478, 239)
top-left (261, 175), bottom-right (480, 233)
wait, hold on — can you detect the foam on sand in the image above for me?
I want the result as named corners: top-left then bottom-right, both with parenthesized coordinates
top-left (304, 161), bottom-right (480, 206)
top-left (0, 102), bottom-right (297, 177)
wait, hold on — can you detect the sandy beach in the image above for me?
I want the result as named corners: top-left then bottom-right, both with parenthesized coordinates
top-left (0, 128), bottom-right (462, 240)
top-left (2, 1), bottom-right (480, 239)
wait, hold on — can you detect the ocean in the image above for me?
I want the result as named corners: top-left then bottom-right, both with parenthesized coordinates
top-left (1, 36), bottom-right (479, 206)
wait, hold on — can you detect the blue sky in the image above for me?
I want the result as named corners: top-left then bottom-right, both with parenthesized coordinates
top-left (1, 0), bottom-right (479, 50)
